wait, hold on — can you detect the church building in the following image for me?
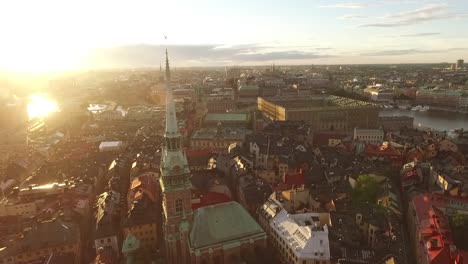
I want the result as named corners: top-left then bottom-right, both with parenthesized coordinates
top-left (159, 50), bottom-right (267, 264)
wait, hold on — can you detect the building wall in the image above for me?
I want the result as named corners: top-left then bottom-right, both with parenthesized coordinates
top-left (0, 201), bottom-right (37, 217)
top-left (160, 179), bottom-right (193, 264)
top-left (439, 140), bottom-right (458, 152)
top-left (258, 98), bottom-right (379, 132)
top-left (353, 128), bottom-right (384, 145)
top-left (459, 96), bottom-right (468, 109)
top-left (379, 116), bottom-right (414, 131)
top-left (190, 138), bottom-right (242, 150)
top-left (207, 100), bottom-right (236, 113)
top-left (94, 236), bottom-right (119, 256)
top-left (191, 235), bottom-right (267, 264)
top-left (278, 163), bottom-right (289, 178)
top-left (256, 170), bottom-right (277, 185)
top-left (257, 97), bottom-right (286, 121)
top-left (3, 242), bottom-right (81, 264)
top-left (269, 222), bottom-right (330, 264)
top-left (123, 223), bottom-right (158, 250)
top-left (416, 90), bottom-right (461, 107)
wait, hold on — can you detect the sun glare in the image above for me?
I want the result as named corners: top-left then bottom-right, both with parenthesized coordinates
top-left (27, 95), bottom-right (59, 120)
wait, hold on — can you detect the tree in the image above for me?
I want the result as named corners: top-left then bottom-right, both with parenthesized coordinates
top-left (450, 213), bottom-right (468, 250)
top-left (351, 175), bottom-right (380, 207)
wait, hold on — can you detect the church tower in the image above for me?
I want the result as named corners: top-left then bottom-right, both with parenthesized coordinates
top-left (160, 49), bottom-right (192, 264)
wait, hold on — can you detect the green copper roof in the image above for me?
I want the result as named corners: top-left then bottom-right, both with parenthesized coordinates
top-left (122, 234), bottom-right (140, 254)
top-left (205, 113), bottom-right (249, 122)
top-left (189, 201), bottom-right (265, 249)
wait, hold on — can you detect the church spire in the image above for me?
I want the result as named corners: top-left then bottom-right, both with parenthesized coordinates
top-left (164, 49), bottom-right (180, 140)
top-left (165, 48), bottom-right (171, 81)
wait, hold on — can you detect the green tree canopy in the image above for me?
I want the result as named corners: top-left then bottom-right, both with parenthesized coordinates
top-left (352, 175), bottom-right (380, 207)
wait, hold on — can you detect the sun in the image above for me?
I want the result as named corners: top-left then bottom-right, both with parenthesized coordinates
top-left (27, 95), bottom-right (59, 120)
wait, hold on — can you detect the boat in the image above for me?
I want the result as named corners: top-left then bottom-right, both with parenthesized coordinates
top-left (398, 105), bottom-right (408, 110)
top-left (411, 105), bottom-right (422, 111)
top-left (419, 106), bottom-right (430, 112)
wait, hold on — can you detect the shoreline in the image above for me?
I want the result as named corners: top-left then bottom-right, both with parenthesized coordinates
top-left (379, 108), bottom-right (468, 131)
top-left (425, 106), bottom-right (468, 114)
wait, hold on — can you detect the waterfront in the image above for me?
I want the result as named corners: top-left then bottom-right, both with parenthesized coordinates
top-left (380, 109), bottom-right (468, 131)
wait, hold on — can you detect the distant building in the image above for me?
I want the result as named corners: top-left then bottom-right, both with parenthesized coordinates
top-left (0, 100), bottom-right (29, 171)
top-left (459, 94), bottom-right (468, 109)
top-left (262, 121), bottom-right (310, 142)
top-left (456, 59), bottom-right (464, 70)
top-left (378, 116), bottom-right (414, 131)
top-left (94, 109), bottom-right (126, 121)
top-left (258, 96), bottom-right (379, 131)
top-left (126, 106), bottom-right (164, 120)
top-left (203, 113), bottom-right (250, 128)
top-left (0, 218), bottom-right (81, 264)
top-left (191, 127), bottom-right (252, 151)
top-left (364, 86), bottom-right (394, 102)
top-left (353, 128), bottom-right (384, 145)
top-left (238, 85), bottom-right (259, 99)
top-left (206, 99), bottom-right (236, 113)
top-left (416, 89), bottom-right (461, 108)
top-left (226, 67), bottom-right (241, 79)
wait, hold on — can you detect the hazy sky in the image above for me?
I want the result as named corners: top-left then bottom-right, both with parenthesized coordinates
top-left (0, 0), bottom-right (467, 71)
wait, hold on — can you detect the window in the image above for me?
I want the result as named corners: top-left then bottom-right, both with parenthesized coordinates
top-left (175, 198), bottom-right (183, 213)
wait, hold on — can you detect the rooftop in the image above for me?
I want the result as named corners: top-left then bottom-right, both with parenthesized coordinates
top-left (205, 113), bottom-right (249, 122)
top-left (270, 209), bottom-right (330, 260)
top-left (21, 218), bottom-right (79, 251)
top-left (192, 127), bottom-right (252, 140)
top-left (190, 201), bottom-right (265, 249)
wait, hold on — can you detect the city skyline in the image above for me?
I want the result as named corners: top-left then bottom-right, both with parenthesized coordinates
top-left (1, 0), bottom-right (468, 72)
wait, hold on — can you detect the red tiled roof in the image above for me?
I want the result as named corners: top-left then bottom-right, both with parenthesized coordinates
top-left (183, 148), bottom-right (213, 157)
top-left (412, 193), bottom-right (464, 264)
top-left (283, 173), bottom-right (305, 186)
top-left (413, 194), bottom-right (437, 221)
top-left (192, 192), bottom-right (232, 210)
top-left (130, 174), bottom-right (158, 203)
top-left (365, 143), bottom-right (402, 157)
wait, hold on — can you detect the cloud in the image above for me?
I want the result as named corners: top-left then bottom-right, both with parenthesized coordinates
top-left (83, 44), bottom-right (333, 67)
top-left (321, 2), bottom-right (368, 9)
top-left (360, 47), bottom-right (468, 56)
top-left (236, 51), bottom-right (332, 61)
top-left (340, 14), bottom-right (368, 19)
top-left (383, 32), bottom-right (441, 37)
top-left (399, 32), bottom-right (441, 37)
top-left (358, 4), bottom-right (468, 27)
top-left (361, 49), bottom-right (439, 56)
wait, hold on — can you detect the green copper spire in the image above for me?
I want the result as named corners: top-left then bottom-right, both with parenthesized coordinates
top-left (160, 48), bottom-right (190, 180)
